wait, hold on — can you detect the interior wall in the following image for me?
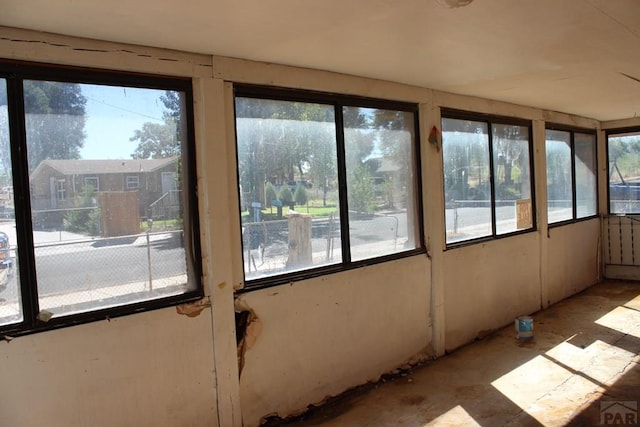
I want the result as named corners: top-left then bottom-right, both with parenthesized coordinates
top-left (236, 258), bottom-right (431, 426)
top-left (0, 308), bottom-right (218, 426)
top-left (546, 220), bottom-right (601, 305)
top-left (0, 28), bottom-right (608, 427)
top-left (442, 234), bottom-right (542, 351)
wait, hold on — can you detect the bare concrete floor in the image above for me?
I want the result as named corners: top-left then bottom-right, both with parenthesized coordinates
top-left (279, 280), bottom-right (640, 426)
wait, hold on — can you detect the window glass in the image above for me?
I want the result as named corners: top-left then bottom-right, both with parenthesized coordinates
top-left (546, 130), bottom-right (573, 223)
top-left (235, 90), bottom-right (423, 284)
top-left (574, 133), bottom-right (597, 218)
top-left (492, 124), bottom-right (532, 234)
top-left (442, 118), bottom-right (492, 243)
top-left (25, 81), bottom-right (194, 318)
top-left (235, 97), bottom-right (341, 279)
top-left (344, 107), bottom-right (418, 261)
top-left (609, 130), bottom-right (640, 214)
top-left (0, 78), bottom-right (23, 326)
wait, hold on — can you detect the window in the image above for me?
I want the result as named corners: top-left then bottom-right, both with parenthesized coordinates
top-left (442, 111), bottom-right (534, 245)
top-left (234, 86), bottom-right (423, 286)
top-left (84, 176), bottom-right (99, 193)
top-left (608, 128), bottom-right (640, 214)
top-left (0, 61), bottom-right (201, 334)
top-left (126, 175), bottom-right (140, 189)
top-left (545, 127), bottom-right (597, 223)
top-left (56, 179), bottom-right (66, 201)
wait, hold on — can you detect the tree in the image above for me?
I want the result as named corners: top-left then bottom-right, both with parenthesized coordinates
top-left (21, 81), bottom-right (86, 171)
top-left (131, 90), bottom-right (183, 159)
top-left (130, 122), bottom-right (179, 159)
top-left (294, 185), bottom-right (308, 207)
top-left (348, 165), bottom-right (375, 213)
top-left (264, 182), bottom-right (277, 210)
top-left (279, 187), bottom-right (293, 209)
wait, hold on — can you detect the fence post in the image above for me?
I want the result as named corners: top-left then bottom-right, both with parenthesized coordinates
top-left (146, 230), bottom-right (153, 291)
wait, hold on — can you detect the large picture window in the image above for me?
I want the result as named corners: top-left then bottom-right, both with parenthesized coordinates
top-left (0, 62), bottom-right (201, 334)
top-left (234, 86), bottom-right (423, 286)
top-left (608, 128), bottom-right (640, 214)
top-left (442, 112), bottom-right (534, 245)
top-left (546, 127), bottom-right (597, 223)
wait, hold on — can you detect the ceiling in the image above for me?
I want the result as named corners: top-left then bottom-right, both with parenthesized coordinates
top-left (1, 0), bottom-right (639, 121)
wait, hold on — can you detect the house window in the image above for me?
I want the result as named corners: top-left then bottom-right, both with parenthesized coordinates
top-left (84, 177), bottom-right (99, 193)
top-left (608, 128), bottom-right (640, 214)
top-left (0, 61), bottom-right (201, 335)
top-left (442, 111), bottom-right (534, 245)
top-left (546, 127), bottom-right (597, 223)
top-left (126, 175), bottom-right (140, 189)
top-left (234, 86), bottom-right (424, 287)
top-left (56, 179), bottom-right (66, 201)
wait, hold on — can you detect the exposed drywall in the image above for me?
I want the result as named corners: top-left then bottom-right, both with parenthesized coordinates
top-left (546, 219), bottom-right (601, 305)
top-left (0, 307), bottom-right (217, 426)
top-left (443, 233), bottom-right (542, 352)
top-left (236, 256), bottom-right (431, 427)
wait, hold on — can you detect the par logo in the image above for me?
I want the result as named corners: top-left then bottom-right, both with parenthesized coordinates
top-left (600, 401), bottom-right (637, 425)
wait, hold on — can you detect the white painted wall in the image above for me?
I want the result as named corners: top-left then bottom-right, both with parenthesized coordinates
top-left (0, 308), bottom-right (218, 426)
top-left (0, 27), bottom-right (609, 427)
top-left (236, 257), bottom-right (431, 426)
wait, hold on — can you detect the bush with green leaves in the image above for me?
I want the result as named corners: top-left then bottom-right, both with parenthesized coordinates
top-left (279, 187), bottom-right (293, 205)
top-left (294, 185), bottom-right (308, 206)
top-left (264, 182), bottom-right (277, 208)
top-left (348, 165), bottom-right (375, 213)
top-left (64, 186), bottom-right (101, 236)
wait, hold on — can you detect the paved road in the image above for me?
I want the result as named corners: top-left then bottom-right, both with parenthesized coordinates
top-left (0, 233), bottom-right (187, 303)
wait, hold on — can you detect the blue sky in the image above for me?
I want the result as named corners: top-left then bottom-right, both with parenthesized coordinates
top-left (80, 84), bottom-right (166, 159)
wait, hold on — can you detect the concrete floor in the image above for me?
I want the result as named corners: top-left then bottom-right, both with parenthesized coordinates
top-left (279, 280), bottom-right (640, 426)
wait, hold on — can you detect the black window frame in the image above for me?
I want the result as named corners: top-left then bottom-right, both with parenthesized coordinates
top-left (441, 109), bottom-right (537, 248)
top-left (0, 59), bottom-right (203, 337)
top-left (606, 126), bottom-right (640, 215)
top-left (233, 84), bottom-right (426, 291)
top-left (545, 123), bottom-right (599, 227)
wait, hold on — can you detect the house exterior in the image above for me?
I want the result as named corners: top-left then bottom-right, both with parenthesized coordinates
top-left (29, 157), bottom-right (180, 227)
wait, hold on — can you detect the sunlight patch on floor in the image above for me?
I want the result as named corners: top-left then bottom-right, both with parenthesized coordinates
top-left (424, 405), bottom-right (481, 427)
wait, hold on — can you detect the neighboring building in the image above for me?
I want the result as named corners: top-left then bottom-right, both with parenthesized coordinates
top-left (29, 157), bottom-right (180, 227)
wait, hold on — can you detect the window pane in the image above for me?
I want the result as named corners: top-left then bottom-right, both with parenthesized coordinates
top-left (25, 81), bottom-right (194, 318)
top-left (343, 107), bottom-right (418, 261)
top-left (0, 79), bottom-right (23, 326)
top-left (575, 133), bottom-right (597, 218)
top-left (546, 130), bottom-right (573, 223)
top-left (235, 97), bottom-right (340, 279)
top-left (492, 124), bottom-right (532, 234)
top-left (609, 131), bottom-right (640, 214)
top-left (442, 118), bottom-right (491, 243)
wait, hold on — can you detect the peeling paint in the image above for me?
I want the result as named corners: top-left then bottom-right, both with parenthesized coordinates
top-left (175, 297), bottom-right (211, 317)
top-left (235, 307), bottom-right (262, 376)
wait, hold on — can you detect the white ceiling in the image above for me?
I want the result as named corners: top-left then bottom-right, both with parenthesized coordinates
top-left (2, 0), bottom-right (639, 121)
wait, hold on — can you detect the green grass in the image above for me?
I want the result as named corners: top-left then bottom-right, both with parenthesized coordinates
top-left (243, 203), bottom-right (338, 222)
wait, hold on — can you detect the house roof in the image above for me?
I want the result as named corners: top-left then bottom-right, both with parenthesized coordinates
top-left (31, 157), bottom-right (177, 177)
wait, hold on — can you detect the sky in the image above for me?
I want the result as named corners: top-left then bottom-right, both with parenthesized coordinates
top-left (80, 84), bottom-right (167, 159)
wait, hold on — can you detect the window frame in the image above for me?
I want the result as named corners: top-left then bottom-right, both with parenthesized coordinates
top-left (545, 123), bottom-right (599, 227)
top-left (0, 59), bottom-right (203, 337)
top-left (233, 84), bottom-right (426, 291)
top-left (441, 109), bottom-right (537, 248)
top-left (56, 179), bottom-right (66, 201)
top-left (126, 175), bottom-right (140, 190)
top-left (605, 126), bottom-right (640, 215)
